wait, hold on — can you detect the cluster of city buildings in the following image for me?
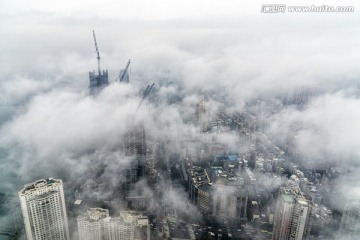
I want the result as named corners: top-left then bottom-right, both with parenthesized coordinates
top-left (183, 100), bottom-right (355, 239)
top-left (187, 157), bottom-right (248, 222)
top-left (18, 178), bottom-right (150, 240)
top-left (10, 33), bottom-right (360, 240)
top-left (14, 98), bottom-right (360, 240)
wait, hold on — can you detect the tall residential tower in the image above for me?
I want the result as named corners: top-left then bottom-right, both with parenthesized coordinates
top-left (272, 182), bottom-right (310, 240)
top-left (18, 178), bottom-right (70, 240)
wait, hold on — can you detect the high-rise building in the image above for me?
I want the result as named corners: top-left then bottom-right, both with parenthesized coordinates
top-left (188, 165), bottom-right (248, 221)
top-left (89, 70), bottom-right (109, 96)
top-left (78, 208), bottom-right (109, 240)
top-left (77, 208), bottom-right (150, 240)
top-left (123, 122), bottom-right (147, 196)
top-left (338, 200), bottom-right (360, 240)
top-left (198, 98), bottom-right (208, 133)
top-left (272, 183), bottom-right (310, 240)
top-left (211, 185), bottom-right (248, 220)
top-left (18, 178), bottom-right (70, 240)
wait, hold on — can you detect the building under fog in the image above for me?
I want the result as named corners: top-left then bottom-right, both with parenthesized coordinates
top-left (122, 122), bottom-right (147, 197)
top-left (338, 200), bottom-right (360, 240)
top-left (89, 69), bottom-right (109, 95)
top-left (78, 208), bottom-right (109, 240)
top-left (18, 178), bottom-right (70, 240)
top-left (188, 155), bottom-right (248, 221)
top-left (77, 208), bottom-right (150, 240)
top-left (198, 98), bottom-right (208, 133)
top-left (272, 183), bottom-right (310, 240)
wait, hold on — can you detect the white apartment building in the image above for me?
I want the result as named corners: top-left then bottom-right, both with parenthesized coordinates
top-left (78, 208), bottom-right (109, 240)
top-left (77, 209), bottom-right (149, 240)
top-left (18, 178), bottom-right (70, 240)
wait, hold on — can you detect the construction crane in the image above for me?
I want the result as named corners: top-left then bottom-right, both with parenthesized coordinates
top-left (92, 30), bottom-right (101, 76)
top-left (118, 59), bottom-right (131, 83)
top-left (137, 83), bottom-right (154, 111)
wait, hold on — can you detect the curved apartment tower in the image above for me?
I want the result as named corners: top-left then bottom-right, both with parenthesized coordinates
top-left (18, 178), bottom-right (70, 240)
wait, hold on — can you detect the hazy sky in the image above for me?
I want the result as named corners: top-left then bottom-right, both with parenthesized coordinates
top-left (1, 0), bottom-right (359, 96)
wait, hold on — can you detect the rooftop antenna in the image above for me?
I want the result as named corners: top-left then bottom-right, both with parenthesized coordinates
top-left (92, 30), bottom-right (101, 76)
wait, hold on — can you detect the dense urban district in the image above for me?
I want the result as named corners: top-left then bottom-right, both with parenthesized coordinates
top-left (0, 32), bottom-right (356, 240)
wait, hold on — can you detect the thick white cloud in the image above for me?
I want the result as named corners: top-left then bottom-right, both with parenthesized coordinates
top-left (268, 92), bottom-right (360, 161)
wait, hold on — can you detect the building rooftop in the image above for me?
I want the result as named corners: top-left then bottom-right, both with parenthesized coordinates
top-left (297, 199), bottom-right (308, 206)
top-left (77, 208), bottom-right (109, 222)
top-left (282, 194), bottom-right (294, 203)
top-left (19, 178), bottom-right (62, 195)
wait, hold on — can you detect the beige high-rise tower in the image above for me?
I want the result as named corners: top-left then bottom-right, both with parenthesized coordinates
top-left (18, 178), bottom-right (70, 240)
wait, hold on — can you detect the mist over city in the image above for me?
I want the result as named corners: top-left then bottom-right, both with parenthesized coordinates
top-left (1, 1), bottom-right (360, 240)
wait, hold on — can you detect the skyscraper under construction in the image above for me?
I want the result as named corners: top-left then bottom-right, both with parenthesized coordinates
top-left (122, 121), bottom-right (147, 196)
top-left (89, 30), bottom-right (109, 95)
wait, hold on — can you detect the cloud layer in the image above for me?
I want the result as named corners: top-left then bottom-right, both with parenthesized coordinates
top-left (0, 3), bottom-right (360, 239)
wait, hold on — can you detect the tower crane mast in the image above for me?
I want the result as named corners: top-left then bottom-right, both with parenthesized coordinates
top-left (137, 83), bottom-right (155, 111)
top-left (92, 30), bottom-right (101, 75)
top-left (119, 59), bottom-right (131, 82)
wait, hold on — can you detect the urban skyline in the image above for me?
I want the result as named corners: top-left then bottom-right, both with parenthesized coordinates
top-left (1, 1), bottom-right (360, 240)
